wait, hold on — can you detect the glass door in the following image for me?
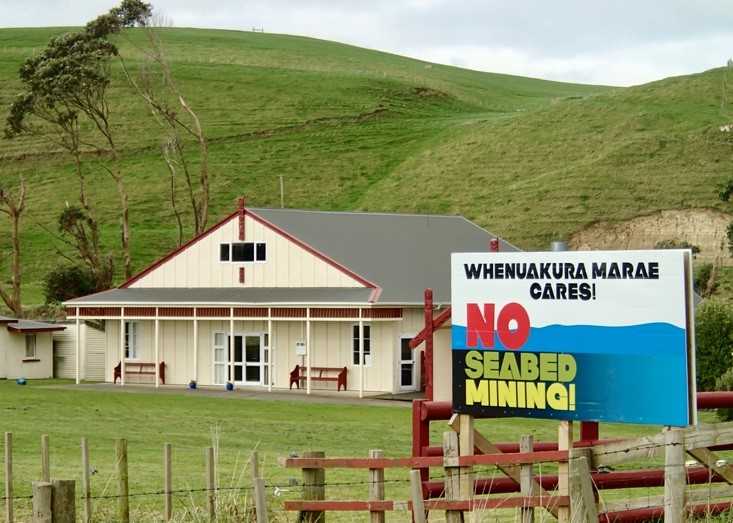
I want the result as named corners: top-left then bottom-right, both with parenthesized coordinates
top-left (214, 333), bottom-right (263, 385)
top-left (399, 337), bottom-right (416, 390)
top-left (244, 334), bottom-right (263, 385)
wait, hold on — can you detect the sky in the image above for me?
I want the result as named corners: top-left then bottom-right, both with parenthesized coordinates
top-left (2, 0), bottom-right (733, 86)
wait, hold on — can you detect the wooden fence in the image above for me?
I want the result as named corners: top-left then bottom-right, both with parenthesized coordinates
top-left (281, 420), bottom-right (733, 522)
top-left (4, 422), bottom-right (733, 522)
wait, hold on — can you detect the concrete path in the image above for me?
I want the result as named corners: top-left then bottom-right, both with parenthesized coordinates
top-left (42, 382), bottom-right (416, 408)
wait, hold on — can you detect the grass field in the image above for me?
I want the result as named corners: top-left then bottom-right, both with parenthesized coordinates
top-left (2, 26), bottom-right (732, 306)
top-left (1, 379), bottom-right (725, 521)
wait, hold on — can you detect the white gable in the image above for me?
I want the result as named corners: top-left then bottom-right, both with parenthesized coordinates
top-left (128, 213), bottom-right (367, 289)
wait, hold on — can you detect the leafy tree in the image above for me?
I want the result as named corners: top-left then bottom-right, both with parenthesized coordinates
top-left (43, 265), bottom-right (97, 303)
top-left (5, 1), bottom-right (150, 280)
top-left (0, 177), bottom-right (27, 316)
top-left (696, 302), bottom-right (733, 391)
top-left (56, 206), bottom-right (114, 291)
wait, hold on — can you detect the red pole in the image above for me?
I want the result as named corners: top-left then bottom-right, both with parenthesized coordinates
top-left (424, 289), bottom-right (434, 401)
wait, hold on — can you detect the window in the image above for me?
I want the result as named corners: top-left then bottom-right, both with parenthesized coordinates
top-left (125, 321), bottom-right (138, 359)
top-left (223, 242), bottom-right (267, 263)
top-left (25, 335), bottom-right (36, 359)
top-left (256, 242), bottom-right (266, 261)
top-left (352, 324), bottom-right (371, 365)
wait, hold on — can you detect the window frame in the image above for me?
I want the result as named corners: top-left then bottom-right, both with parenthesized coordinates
top-left (25, 334), bottom-right (37, 359)
top-left (124, 320), bottom-right (139, 360)
top-left (351, 324), bottom-right (372, 367)
top-left (219, 241), bottom-right (267, 264)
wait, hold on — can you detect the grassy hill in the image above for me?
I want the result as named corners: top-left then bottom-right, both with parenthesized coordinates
top-left (0, 27), bottom-right (731, 306)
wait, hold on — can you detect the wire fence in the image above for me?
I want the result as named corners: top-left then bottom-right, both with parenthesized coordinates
top-left (3, 429), bottom-right (733, 521)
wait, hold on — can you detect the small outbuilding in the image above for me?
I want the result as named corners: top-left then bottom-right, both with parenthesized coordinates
top-left (64, 201), bottom-right (516, 397)
top-left (0, 316), bottom-right (65, 380)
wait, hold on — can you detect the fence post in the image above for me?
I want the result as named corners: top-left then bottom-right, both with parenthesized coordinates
top-left (254, 478), bottom-right (268, 523)
top-left (300, 451), bottom-right (325, 523)
top-left (664, 429), bottom-right (686, 523)
top-left (443, 431), bottom-right (463, 523)
top-left (409, 469), bottom-right (427, 523)
top-left (50, 480), bottom-right (75, 523)
top-left (251, 451), bottom-right (268, 523)
top-left (518, 435), bottom-right (534, 523)
top-left (557, 421), bottom-right (573, 523)
top-left (206, 446), bottom-right (216, 523)
top-left (40, 434), bottom-right (50, 483)
top-left (569, 448), bottom-right (597, 523)
top-left (164, 443), bottom-right (172, 521)
top-left (368, 449), bottom-right (385, 523)
top-left (116, 439), bottom-right (129, 523)
top-left (31, 481), bottom-right (52, 523)
top-left (457, 415), bottom-right (474, 504)
top-left (4, 432), bottom-right (12, 523)
top-left (81, 438), bottom-right (92, 523)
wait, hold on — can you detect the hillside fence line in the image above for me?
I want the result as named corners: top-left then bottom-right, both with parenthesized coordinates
top-left (3, 420), bottom-right (733, 522)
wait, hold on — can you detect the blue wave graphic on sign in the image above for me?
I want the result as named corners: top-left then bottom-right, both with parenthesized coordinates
top-left (452, 322), bottom-right (690, 425)
top-left (452, 322), bottom-right (686, 355)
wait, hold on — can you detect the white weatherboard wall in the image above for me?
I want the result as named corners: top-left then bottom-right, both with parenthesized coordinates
top-left (0, 330), bottom-right (53, 379)
top-left (129, 214), bottom-right (364, 288)
top-left (103, 318), bottom-right (401, 393)
top-left (54, 323), bottom-right (109, 381)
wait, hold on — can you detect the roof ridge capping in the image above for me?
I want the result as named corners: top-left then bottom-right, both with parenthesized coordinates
top-left (249, 207), bottom-right (470, 220)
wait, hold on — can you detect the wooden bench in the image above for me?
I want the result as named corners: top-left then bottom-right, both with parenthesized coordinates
top-left (289, 365), bottom-right (347, 391)
top-left (114, 361), bottom-right (166, 384)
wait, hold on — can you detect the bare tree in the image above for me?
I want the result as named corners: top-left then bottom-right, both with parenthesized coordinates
top-left (121, 16), bottom-right (211, 237)
top-left (0, 178), bottom-right (27, 316)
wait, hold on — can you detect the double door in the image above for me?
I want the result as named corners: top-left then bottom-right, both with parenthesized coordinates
top-left (214, 333), bottom-right (268, 385)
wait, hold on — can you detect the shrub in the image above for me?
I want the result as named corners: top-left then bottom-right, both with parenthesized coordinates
top-left (654, 239), bottom-right (700, 255)
top-left (695, 302), bottom-right (733, 391)
top-left (715, 367), bottom-right (733, 421)
top-left (693, 262), bottom-right (718, 297)
top-left (43, 265), bottom-right (96, 304)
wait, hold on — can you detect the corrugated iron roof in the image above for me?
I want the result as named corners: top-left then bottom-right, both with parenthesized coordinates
top-left (66, 287), bottom-right (375, 305)
top-left (250, 208), bottom-right (517, 303)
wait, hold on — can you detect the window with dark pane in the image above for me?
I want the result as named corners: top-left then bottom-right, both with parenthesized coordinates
top-left (232, 242), bottom-right (246, 261)
top-left (256, 242), bottom-right (267, 261)
top-left (220, 243), bottom-right (230, 261)
top-left (243, 242), bottom-right (255, 261)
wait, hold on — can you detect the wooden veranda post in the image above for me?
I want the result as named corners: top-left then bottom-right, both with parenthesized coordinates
top-left (368, 449), bottom-right (385, 523)
top-left (300, 451), bottom-right (325, 523)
